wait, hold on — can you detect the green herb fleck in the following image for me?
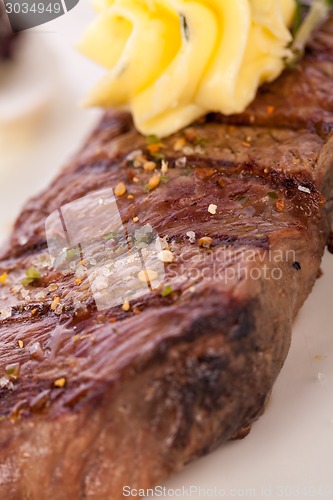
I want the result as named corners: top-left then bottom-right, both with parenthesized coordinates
top-left (267, 191), bottom-right (278, 200)
top-left (179, 13), bottom-right (190, 41)
top-left (150, 152), bottom-right (166, 161)
top-left (5, 363), bottom-right (20, 379)
top-left (160, 175), bottom-right (169, 184)
top-left (22, 267), bottom-right (41, 287)
top-left (292, 0), bottom-right (303, 36)
top-left (104, 232), bottom-right (118, 241)
top-left (193, 137), bottom-right (208, 147)
top-left (146, 135), bottom-right (161, 145)
top-left (134, 225), bottom-right (155, 246)
top-left (288, 0), bottom-right (333, 65)
top-left (236, 195), bottom-right (247, 204)
top-left (181, 168), bottom-right (192, 177)
top-left (66, 248), bottom-right (80, 261)
top-left (162, 285), bottom-right (173, 297)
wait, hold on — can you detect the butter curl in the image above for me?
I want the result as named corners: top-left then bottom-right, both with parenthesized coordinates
top-left (79, 0), bottom-right (296, 136)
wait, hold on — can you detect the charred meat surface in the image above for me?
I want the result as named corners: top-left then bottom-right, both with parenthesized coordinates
top-left (0, 14), bottom-right (333, 500)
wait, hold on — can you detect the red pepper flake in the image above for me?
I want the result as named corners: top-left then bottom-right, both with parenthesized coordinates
top-left (267, 105), bottom-right (275, 115)
top-left (114, 181), bottom-right (127, 197)
top-left (0, 273), bottom-right (8, 285)
top-left (184, 128), bottom-right (197, 141)
top-left (198, 237), bottom-right (213, 248)
top-left (173, 138), bottom-right (186, 151)
top-left (147, 143), bottom-right (162, 154)
top-left (319, 194), bottom-right (326, 208)
top-left (50, 296), bottom-right (60, 311)
top-left (54, 377), bottom-right (66, 388)
top-left (196, 168), bottom-right (215, 180)
top-left (146, 175), bottom-right (160, 191)
top-left (275, 199), bottom-right (285, 212)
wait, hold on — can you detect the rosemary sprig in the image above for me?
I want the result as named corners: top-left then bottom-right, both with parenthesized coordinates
top-left (287, 0), bottom-right (333, 65)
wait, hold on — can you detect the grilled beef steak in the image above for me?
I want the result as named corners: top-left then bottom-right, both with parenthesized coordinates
top-left (0, 14), bottom-right (333, 500)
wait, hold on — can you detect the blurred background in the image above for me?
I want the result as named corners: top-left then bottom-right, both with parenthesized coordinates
top-left (0, 1), bottom-right (102, 243)
top-left (0, 2), bottom-right (333, 498)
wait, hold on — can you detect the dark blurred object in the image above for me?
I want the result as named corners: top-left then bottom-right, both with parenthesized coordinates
top-left (0, 0), bottom-right (19, 59)
top-left (4, 0), bottom-right (80, 33)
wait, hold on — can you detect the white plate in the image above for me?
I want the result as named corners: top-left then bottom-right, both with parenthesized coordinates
top-left (0, 4), bottom-right (332, 499)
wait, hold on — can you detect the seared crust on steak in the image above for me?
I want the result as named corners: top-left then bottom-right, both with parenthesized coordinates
top-left (0, 15), bottom-right (333, 500)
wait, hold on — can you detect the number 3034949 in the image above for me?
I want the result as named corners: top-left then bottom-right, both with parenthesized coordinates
top-left (5, 3), bottom-right (62, 15)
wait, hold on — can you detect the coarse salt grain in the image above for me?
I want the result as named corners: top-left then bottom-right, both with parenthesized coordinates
top-left (0, 308), bottom-right (12, 320)
top-left (157, 250), bottom-right (175, 263)
top-left (175, 156), bottom-right (187, 168)
top-left (208, 204), bottom-right (217, 215)
top-left (186, 231), bottom-right (196, 243)
top-left (298, 185), bottom-right (311, 194)
top-left (138, 269), bottom-right (158, 283)
top-left (161, 160), bottom-right (168, 175)
top-left (92, 276), bottom-right (108, 292)
top-left (0, 377), bottom-right (14, 390)
top-left (143, 161), bottom-right (156, 172)
top-left (126, 149), bottom-right (142, 161)
top-left (29, 341), bottom-right (44, 361)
